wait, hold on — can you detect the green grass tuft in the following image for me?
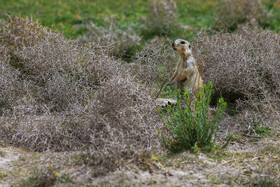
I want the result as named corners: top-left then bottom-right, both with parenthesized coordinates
top-left (158, 82), bottom-right (232, 153)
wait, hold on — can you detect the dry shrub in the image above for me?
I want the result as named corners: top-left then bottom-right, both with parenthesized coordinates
top-left (0, 15), bottom-right (120, 148)
top-left (193, 27), bottom-right (280, 132)
top-left (215, 0), bottom-right (272, 31)
top-left (0, 16), bottom-right (122, 114)
top-left (0, 16), bottom-right (48, 50)
top-left (0, 75), bottom-right (162, 171)
top-left (142, 0), bottom-right (180, 37)
top-left (79, 23), bottom-right (141, 60)
top-left (0, 16), bottom-right (162, 174)
top-left (0, 46), bottom-right (21, 115)
top-left (0, 116), bottom-right (91, 151)
top-left (131, 37), bottom-right (176, 88)
top-left (88, 75), bottom-right (161, 174)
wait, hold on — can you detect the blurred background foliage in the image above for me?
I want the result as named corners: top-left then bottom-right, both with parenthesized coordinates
top-left (1, 0), bottom-right (279, 39)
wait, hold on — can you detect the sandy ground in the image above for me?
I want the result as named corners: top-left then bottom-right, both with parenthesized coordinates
top-left (0, 132), bottom-right (279, 186)
top-left (0, 146), bottom-right (27, 187)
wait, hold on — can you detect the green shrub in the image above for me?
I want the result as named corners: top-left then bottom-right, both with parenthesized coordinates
top-left (246, 119), bottom-right (271, 136)
top-left (158, 83), bottom-right (232, 152)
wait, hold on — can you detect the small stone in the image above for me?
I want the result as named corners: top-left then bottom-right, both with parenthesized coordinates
top-left (156, 98), bottom-right (177, 107)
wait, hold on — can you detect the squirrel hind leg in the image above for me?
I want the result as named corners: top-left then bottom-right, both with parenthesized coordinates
top-left (177, 80), bottom-right (186, 91)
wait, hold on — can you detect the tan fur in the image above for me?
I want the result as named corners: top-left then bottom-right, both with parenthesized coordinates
top-left (169, 39), bottom-right (203, 93)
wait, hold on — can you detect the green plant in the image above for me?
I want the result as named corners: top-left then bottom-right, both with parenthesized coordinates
top-left (0, 171), bottom-right (8, 180)
top-left (251, 119), bottom-right (271, 136)
top-left (158, 82), bottom-right (232, 152)
top-left (211, 178), bottom-right (224, 184)
top-left (158, 85), bottom-right (178, 99)
top-left (0, 150), bottom-right (6, 157)
top-left (251, 177), bottom-right (278, 187)
top-left (18, 166), bottom-right (72, 187)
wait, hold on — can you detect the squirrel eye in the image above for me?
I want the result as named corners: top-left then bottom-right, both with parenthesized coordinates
top-left (189, 45), bottom-right (191, 49)
top-left (180, 41), bottom-right (186, 44)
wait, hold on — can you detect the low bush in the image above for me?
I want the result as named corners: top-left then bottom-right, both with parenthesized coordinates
top-left (0, 46), bottom-right (20, 115)
top-left (80, 23), bottom-right (141, 61)
top-left (193, 27), bottom-right (280, 133)
top-left (131, 37), bottom-right (176, 89)
top-left (87, 75), bottom-right (161, 174)
top-left (0, 15), bottom-right (122, 115)
top-left (0, 116), bottom-right (92, 151)
top-left (159, 83), bottom-right (231, 152)
top-left (215, 0), bottom-right (273, 31)
top-left (141, 0), bottom-right (181, 38)
top-left (0, 16), bottom-right (162, 174)
top-left (0, 16), bottom-right (48, 50)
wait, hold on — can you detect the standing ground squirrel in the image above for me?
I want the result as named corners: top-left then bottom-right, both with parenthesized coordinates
top-left (168, 39), bottom-right (203, 93)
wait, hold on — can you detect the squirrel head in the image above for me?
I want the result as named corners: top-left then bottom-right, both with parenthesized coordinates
top-left (172, 39), bottom-right (192, 58)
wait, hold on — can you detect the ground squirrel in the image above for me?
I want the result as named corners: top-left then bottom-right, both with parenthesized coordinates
top-left (168, 39), bottom-right (203, 93)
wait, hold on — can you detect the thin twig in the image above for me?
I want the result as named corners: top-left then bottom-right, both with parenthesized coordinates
top-left (241, 133), bottom-right (262, 138)
top-left (217, 160), bottom-right (235, 168)
top-left (155, 79), bottom-right (168, 99)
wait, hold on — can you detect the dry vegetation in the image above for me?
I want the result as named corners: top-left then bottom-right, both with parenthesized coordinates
top-left (131, 37), bottom-right (176, 88)
top-left (193, 27), bottom-right (280, 134)
top-left (0, 16), bottom-right (162, 175)
top-left (1, 0), bottom-right (280, 185)
top-left (79, 23), bottom-right (141, 60)
top-left (142, 0), bottom-right (181, 37)
top-left (215, 0), bottom-right (272, 31)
